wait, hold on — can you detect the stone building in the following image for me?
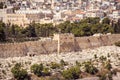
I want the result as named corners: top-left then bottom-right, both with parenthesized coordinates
top-left (26, 13), bottom-right (45, 23)
top-left (5, 13), bottom-right (30, 27)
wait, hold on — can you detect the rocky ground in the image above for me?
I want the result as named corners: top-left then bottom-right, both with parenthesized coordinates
top-left (0, 46), bottom-right (120, 80)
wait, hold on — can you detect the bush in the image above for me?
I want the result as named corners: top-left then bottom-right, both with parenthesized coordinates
top-left (50, 62), bottom-right (60, 69)
top-left (31, 63), bottom-right (51, 77)
top-left (60, 59), bottom-right (68, 66)
top-left (84, 61), bottom-right (98, 75)
top-left (104, 61), bottom-right (112, 70)
top-left (11, 63), bottom-right (28, 80)
top-left (42, 68), bottom-right (51, 76)
top-left (94, 54), bottom-right (97, 59)
top-left (62, 66), bottom-right (81, 79)
top-left (30, 63), bottom-right (43, 77)
top-left (75, 61), bottom-right (81, 67)
top-left (108, 72), bottom-right (113, 80)
top-left (99, 56), bottom-right (107, 62)
top-left (111, 69), bottom-right (117, 75)
top-left (115, 41), bottom-right (120, 47)
top-left (97, 71), bottom-right (113, 80)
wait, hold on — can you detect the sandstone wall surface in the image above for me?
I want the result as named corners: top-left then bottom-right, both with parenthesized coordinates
top-left (0, 40), bottom-right (57, 58)
top-left (59, 33), bottom-right (75, 53)
top-left (75, 34), bottom-right (120, 50)
top-left (0, 34), bottom-right (120, 58)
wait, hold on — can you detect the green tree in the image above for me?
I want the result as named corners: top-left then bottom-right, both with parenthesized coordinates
top-left (101, 24), bottom-right (114, 33)
top-left (80, 17), bottom-right (100, 24)
top-left (58, 21), bottom-right (73, 33)
top-left (25, 23), bottom-right (37, 37)
top-left (0, 22), bottom-right (6, 42)
top-left (102, 17), bottom-right (111, 24)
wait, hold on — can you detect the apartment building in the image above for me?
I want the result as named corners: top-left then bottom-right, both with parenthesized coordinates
top-left (15, 9), bottom-right (40, 14)
top-left (26, 13), bottom-right (45, 23)
top-left (86, 11), bottom-right (104, 18)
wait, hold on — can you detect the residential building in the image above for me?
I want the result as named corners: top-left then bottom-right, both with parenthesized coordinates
top-left (5, 14), bottom-right (30, 27)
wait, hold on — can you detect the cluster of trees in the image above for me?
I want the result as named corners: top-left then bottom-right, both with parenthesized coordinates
top-left (0, 17), bottom-right (120, 42)
top-left (58, 17), bottom-right (120, 37)
top-left (0, 22), bottom-right (58, 42)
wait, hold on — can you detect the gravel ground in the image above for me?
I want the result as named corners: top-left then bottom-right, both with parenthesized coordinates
top-left (0, 46), bottom-right (120, 80)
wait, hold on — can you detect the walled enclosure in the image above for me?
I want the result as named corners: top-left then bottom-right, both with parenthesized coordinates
top-left (0, 33), bottom-right (120, 58)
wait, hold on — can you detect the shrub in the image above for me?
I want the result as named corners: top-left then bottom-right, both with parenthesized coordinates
top-left (75, 61), bottom-right (81, 67)
top-left (42, 68), bottom-right (51, 76)
top-left (99, 56), bottom-right (107, 62)
top-left (50, 62), bottom-right (60, 69)
top-left (62, 66), bottom-right (81, 79)
top-left (84, 61), bottom-right (98, 75)
top-left (107, 53), bottom-right (110, 58)
top-left (94, 54), bottom-right (97, 59)
top-left (104, 61), bottom-right (112, 70)
top-left (108, 72), bottom-right (113, 80)
top-left (11, 63), bottom-right (28, 80)
top-left (31, 63), bottom-right (51, 77)
top-left (2, 70), bottom-right (6, 75)
top-left (111, 69), bottom-right (117, 75)
top-left (60, 59), bottom-right (68, 66)
top-left (30, 63), bottom-right (43, 77)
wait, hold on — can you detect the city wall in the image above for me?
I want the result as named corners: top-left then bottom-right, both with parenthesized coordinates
top-left (75, 34), bottom-right (120, 51)
top-left (0, 40), bottom-right (58, 58)
top-left (0, 34), bottom-right (120, 58)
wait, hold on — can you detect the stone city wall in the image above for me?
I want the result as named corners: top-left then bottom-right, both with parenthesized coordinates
top-left (0, 40), bottom-right (57, 58)
top-left (0, 34), bottom-right (120, 58)
top-left (75, 34), bottom-right (120, 50)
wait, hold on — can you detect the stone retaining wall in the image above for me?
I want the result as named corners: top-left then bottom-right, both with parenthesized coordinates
top-left (75, 34), bottom-right (120, 50)
top-left (0, 34), bottom-right (120, 58)
top-left (0, 40), bottom-right (57, 58)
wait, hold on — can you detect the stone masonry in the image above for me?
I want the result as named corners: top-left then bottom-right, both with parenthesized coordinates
top-left (0, 33), bottom-right (120, 58)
